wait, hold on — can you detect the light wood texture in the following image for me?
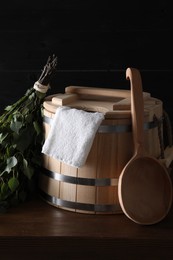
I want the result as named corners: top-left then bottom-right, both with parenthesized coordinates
top-left (65, 85), bottom-right (150, 110)
top-left (118, 68), bottom-right (173, 225)
top-left (43, 91), bottom-right (161, 120)
top-left (160, 146), bottom-right (173, 168)
top-left (65, 85), bottom-right (151, 98)
top-left (40, 81), bottom-right (164, 215)
top-left (52, 93), bottom-right (78, 105)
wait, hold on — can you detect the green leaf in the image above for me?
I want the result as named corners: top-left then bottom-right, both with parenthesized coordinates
top-left (23, 159), bottom-right (34, 179)
top-left (25, 113), bottom-right (33, 123)
top-left (8, 177), bottom-right (19, 192)
top-left (15, 126), bottom-right (34, 152)
top-left (0, 132), bottom-right (9, 143)
top-left (4, 105), bottom-right (12, 111)
top-left (1, 156), bottom-right (18, 175)
top-left (10, 121), bottom-right (23, 134)
top-left (1, 182), bottom-right (8, 195)
top-left (0, 182), bottom-right (10, 200)
top-left (6, 145), bottom-right (16, 157)
top-left (33, 121), bottom-right (41, 135)
top-left (22, 107), bottom-right (30, 116)
top-left (10, 114), bottom-right (23, 134)
top-left (6, 156), bottom-right (18, 173)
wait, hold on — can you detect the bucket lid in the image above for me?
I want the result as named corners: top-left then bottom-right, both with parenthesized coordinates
top-left (43, 86), bottom-right (161, 119)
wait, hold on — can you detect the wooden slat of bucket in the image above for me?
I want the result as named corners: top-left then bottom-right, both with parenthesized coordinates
top-left (96, 120), bottom-right (118, 212)
top-left (42, 118), bottom-right (61, 172)
top-left (96, 119), bottom-right (126, 179)
top-left (115, 119), bottom-right (133, 174)
top-left (42, 154), bottom-right (49, 169)
top-left (144, 128), bottom-right (159, 157)
top-left (160, 146), bottom-right (173, 168)
top-left (43, 109), bottom-right (54, 119)
top-left (75, 135), bottom-right (98, 214)
top-left (41, 123), bottom-right (61, 206)
top-left (59, 163), bottom-right (78, 212)
top-left (43, 121), bottom-right (51, 139)
top-left (47, 156), bottom-right (61, 173)
top-left (144, 99), bottom-right (163, 158)
top-left (39, 174), bottom-right (60, 203)
top-left (40, 114), bottom-right (62, 209)
top-left (95, 119), bottom-right (132, 214)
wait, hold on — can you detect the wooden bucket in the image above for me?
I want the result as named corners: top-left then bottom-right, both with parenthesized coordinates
top-left (39, 86), bottom-right (163, 214)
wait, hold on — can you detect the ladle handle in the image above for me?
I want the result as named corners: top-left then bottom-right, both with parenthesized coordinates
top-left (126, 68), bottom-right (144, 156)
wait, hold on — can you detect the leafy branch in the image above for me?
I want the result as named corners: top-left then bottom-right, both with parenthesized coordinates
top-left (0, 55), bottom-right (57, 212)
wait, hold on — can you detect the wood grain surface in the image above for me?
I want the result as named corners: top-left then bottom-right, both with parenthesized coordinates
top-left (0, 194), bottom-right (173, 259)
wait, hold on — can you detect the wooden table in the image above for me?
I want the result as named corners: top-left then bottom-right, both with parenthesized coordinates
top-left (1, 194), bottom-right (173, 260)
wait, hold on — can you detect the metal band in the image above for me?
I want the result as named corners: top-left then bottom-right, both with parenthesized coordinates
top-left (43, 115), bottom-right (162, 133)
top-left (42, 167), bottom-right (118, 186)
top-left (39, 190), bottom-right (121, 212)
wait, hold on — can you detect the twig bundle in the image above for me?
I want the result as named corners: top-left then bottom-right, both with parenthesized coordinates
top-left (0, 55), bottom-right (57, 212)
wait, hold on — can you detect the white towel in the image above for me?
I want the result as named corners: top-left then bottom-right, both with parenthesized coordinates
top-left (42, 106), bottom-right (104, 168)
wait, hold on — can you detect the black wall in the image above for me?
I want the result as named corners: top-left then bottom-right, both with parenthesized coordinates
top-left (0, 0), bottom-right (173, 122)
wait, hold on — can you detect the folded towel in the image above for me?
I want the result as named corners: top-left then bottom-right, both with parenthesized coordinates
top-left (42, 106), bottom-right (104, 168)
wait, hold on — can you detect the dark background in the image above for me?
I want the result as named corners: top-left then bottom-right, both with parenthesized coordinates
top-left (0, 0), bottom-right (173, 122)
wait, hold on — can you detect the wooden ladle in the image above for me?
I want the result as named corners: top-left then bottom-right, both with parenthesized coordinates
top-left (118, 68), bottom-right (173, 225)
